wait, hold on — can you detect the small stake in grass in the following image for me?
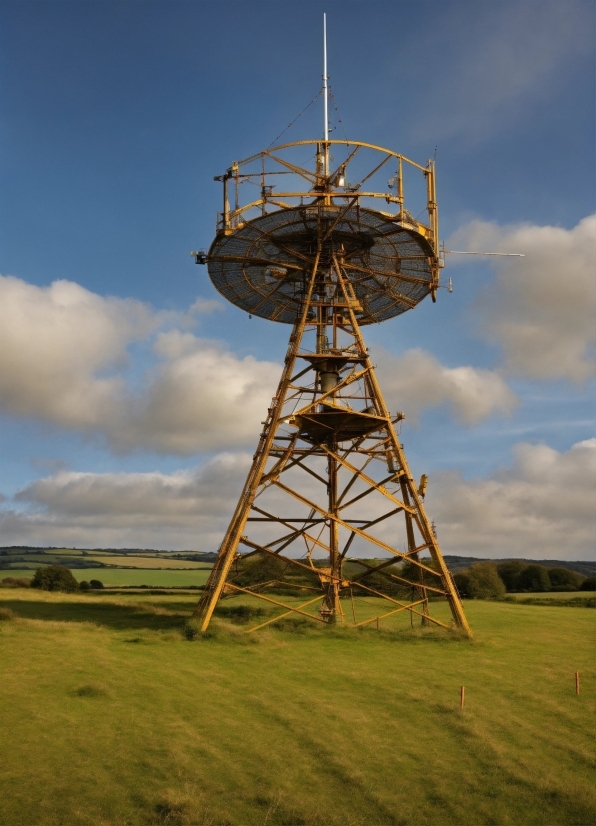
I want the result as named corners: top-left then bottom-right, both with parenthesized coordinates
top-left (575, 672), bottom-right (580, 695)
top-left (460, 685), bottom-right (465, 710)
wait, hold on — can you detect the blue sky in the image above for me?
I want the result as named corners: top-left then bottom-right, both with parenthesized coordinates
top-left (0, 0), bottom-right (594, 558)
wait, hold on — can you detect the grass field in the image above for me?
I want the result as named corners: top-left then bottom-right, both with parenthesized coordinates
top-left (0, 589), bottom-right (594, 826)
top-left (4, 568), bottom-right (212, 587)
top-left (506, 591), bottom-right (595, 601)
top-left (90, 556), bottom-right (210, 569)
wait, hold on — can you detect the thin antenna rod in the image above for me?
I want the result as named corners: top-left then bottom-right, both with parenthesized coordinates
top-left (323, 13), bottom-right (329, 176)
top-left (445, 250), bottom-right (525, 257)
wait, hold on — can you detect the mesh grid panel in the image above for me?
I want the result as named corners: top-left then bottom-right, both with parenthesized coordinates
top-left (207, 206), bottom-right (434, 324)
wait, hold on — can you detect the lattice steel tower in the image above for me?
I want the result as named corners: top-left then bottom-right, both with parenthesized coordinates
top-left (191, 19), bottom-right (471, 637)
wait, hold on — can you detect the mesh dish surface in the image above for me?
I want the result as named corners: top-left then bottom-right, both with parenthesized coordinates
top-left (207, 205), bottom-right (434, 324)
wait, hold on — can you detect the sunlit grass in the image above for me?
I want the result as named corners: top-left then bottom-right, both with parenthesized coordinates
top-left (4, 568), bottom-right (212, 587)
top-left (0, 589), bottom-right (594, 826)
top-left (505, 590), bottom-right (594, 600)
top-left (88, 556), bottom-right (209, 569)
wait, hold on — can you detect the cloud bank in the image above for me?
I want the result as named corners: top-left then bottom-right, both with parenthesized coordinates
top-left (111, 331), bottom-right (280, 454)
top-left (450, 214), bottom-right (596, 381)
top-left (0, 275), bottom-right (155, 428)
top-left (0, 273), bottom-right (518, 455)
top-left (374, 347), bottom-right (517, 425)
top-left (2, 453), bottom-right (250, 551)
top-left (3, 440), bottom-right (594, 560)
top-left (0, 275), bottom-right (280, 454)
top-left (426, 438), bottom-right (596, 560)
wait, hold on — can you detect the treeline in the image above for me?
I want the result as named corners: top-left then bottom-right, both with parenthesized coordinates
top-left (0, 546), bottom-right (218, 558)
top-left (227, 554), bottom-right (595, 602)
top-left (0, 568), bottom-right (104, 592)
top-left (454, 561), bottom-right (596, 600)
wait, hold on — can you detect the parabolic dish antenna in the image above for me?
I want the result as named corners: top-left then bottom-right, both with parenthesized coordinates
top-left (208, 200), bottom-right (435, 325)
top-left (202, 138), bottom-right (440, 325)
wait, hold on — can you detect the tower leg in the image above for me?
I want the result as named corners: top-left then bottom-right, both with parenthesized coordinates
top-left (194, 254), bottom-right (322, 629)
top-left (194, 250), bottom-right (471, 638)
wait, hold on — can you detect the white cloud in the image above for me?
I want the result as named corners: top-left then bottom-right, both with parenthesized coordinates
top-left (4, 440), bottom-right (594, 561)
top-left (409, 0), bottom-right (593, 143)
top-left (0, 274), bottom-right (518, 457)
top-left (0, 275), bottom-right (279, 455)
top-left (2, 453), bottom-right (251, 551)
top-left (111, 331), bottom-right (280, 454)
top-left (373, 347), bottom-right (517, 425)
top-left (0, 275), bottom-right (155, 428)
top-left (449, 215), bottom-right (596, 381)
top-left (426, 438), bottom-right (596, 560)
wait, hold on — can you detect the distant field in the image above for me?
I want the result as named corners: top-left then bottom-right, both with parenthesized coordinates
top-left (90, 555), bottom-right (209, 569)
top-left (4, 555), bottom-right (72, 563)
top-left (507, 591), bottom-right (594, 600)
top-left (0, 589), bottom-right (594, 826)
top-left (4, 568), bottom-right (212, 587)
top-left (2, 552), bottom-right (89, 567)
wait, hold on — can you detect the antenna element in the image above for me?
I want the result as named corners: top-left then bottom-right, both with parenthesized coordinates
top-left (323, 13), bottom-right (329, 175)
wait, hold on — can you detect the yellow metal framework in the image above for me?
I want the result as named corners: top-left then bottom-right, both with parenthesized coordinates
top-left (193, 140), bottom-right (470, 637)
top-left (215, 141), bottom-right (439, 276)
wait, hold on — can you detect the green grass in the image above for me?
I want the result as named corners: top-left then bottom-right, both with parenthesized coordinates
top-left (4, 568), bottom-right (212, 587)
top-left (505, 590), bottom-right (593, 599)
top-left (90, 555), bottom-right (209, 569)
top-left (0, 590), bottom-right (594, 826)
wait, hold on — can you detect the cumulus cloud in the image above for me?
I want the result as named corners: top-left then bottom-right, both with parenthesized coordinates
top-left (409, 0), bottom-right (593, 143)
top-left (426, 438), bottom-right (596, 560)
top-left (3, 440), bottom-right (594, 560)
top-left (0, 275), bottom-right (279, 454)
top-left (449, 215), bottom-right (596, 381)
top-left (373, 347), bottom-right (517, 425)
top-left (1, 453), bottom-right (251, 551)
top-left (0, 275), bottom-right (156, 428)
top-left (107, 330), bottom-right (280, 454)
top-left (0, 273), bottom-right (519, 457)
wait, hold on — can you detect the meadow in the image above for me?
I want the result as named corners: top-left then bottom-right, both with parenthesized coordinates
top-left (89, 557), bottom-right (209, 570)
top-left (505, 591), bottom-right (595, 603)
top-left (2, 546), bottom-right (213, 587)
top-left (5, 568), bottom-right (212, 588)
top-left (0, 588), bottom-right (594, 826)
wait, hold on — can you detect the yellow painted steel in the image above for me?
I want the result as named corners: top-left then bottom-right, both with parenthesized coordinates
top-left (193, 138), bottom-right (471, 638)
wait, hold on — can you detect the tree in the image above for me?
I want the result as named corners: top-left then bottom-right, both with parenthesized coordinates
top-left (496, 560), bottom-right (528, 592)
top-left (547, 567), bottom-right (583, 590)
top-left (31, 565), bottom-right (79, 592)
top-left (79, 581), bottom-right (91, 591)
top-left (464, 562), bottom-right (506, 599)
top-left (453, 571), bottom-right (471, 598)
top-left (89, 579), bottom-right (104, 589)
top-left (518, 564), bottom-right (550, 592)
top-left (580, 576), bottom-right (596, 591)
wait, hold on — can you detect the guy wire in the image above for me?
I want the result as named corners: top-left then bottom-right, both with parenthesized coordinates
top-left (267, 90), bottom-right (323, 149)
top-left (328, 84), bottom-right (349, 147)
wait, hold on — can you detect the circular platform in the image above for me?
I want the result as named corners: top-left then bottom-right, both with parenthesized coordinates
top-left (207, 205), bottom-right (435, 325)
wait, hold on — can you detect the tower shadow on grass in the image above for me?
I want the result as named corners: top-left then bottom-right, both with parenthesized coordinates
top-left (0, 598), bottom-right (187, 631)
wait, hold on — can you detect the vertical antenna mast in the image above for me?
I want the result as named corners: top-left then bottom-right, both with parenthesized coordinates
top-left (323, 12), bottom-right (329, 176)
